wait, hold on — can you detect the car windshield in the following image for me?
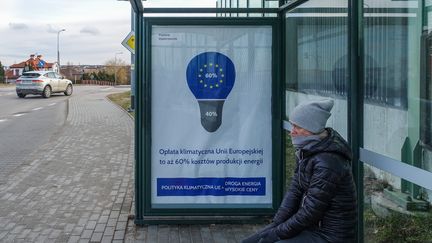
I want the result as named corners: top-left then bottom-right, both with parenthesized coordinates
top-left (21, 73), bottom-right (41, 78)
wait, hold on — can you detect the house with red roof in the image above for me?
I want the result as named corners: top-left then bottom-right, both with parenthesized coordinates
top-left (5, 54), bottom-right (59, 83)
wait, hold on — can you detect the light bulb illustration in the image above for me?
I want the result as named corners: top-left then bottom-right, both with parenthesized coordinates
top-left (186, 52), bottom-right (236, 132)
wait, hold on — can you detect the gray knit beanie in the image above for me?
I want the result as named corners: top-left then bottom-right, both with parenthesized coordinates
top-left (289, 99), bottom-right (334, 133)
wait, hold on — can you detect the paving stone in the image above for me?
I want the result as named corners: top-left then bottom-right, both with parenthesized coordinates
top-left (16, 229), bottom-right (31, 239)
top-left (4, 222), bottom-right (16, 230)
top-left (25, 231), bottom-right (40, 242)
top-left (64, 224), bottom-right (75, 233)
top-left (135, 228), bottom-right (147, 240)
top-left (3, 233), bottom-right (17, 242)
top-left (89, 214), bottom-right (100, 221)
top-left (103, 226), bottom-right (115, 236)
top-left (85, 221), bottom-right (97, 230)
top-left (67, 235), bottom-right (80, 243)
top-left (0, 231), bottom-right (8, 240)
top-left (101, 235), bottom-right (113, 243)
top-left (113, 230), bottom-right (125, 240)
top-left (90, 232), bottom-right (103, 242)
top-left (48, 229), bottom-right (61, 239)
top-left (115, 221), bottom-right (127, 230)
top-left (11, 225), bottom-right (25, 234)
top-left (106, 218), bottom-right (117, 227)
top-left (94, 223), bottom-right (106, 233)
top-left (77, 218), bottom-right (88, 227)
top-left (72, 226), bottom-right (84, 236)
top-left (81, 229), bottom-right (93, 239)
top-left (34, 234), bottom-right (49, 243)
top-left (109, 210), bottom-right (120, 219)
top-left (40, 228), bottom-right (52, 235)
top-left (118, 213), bottom-right (129, 222)
top-left (98, 215), bottom-right (109, 224)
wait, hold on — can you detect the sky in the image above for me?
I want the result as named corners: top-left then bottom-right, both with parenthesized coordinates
top-left (0, 0), bottom-right (216, 66)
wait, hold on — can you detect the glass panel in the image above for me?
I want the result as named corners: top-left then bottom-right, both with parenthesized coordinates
top-left (231, 0), bottom-right (238, 8)
top-left (363, 165), bottom-right (432, 242)
top-left (285, 0), bottom-right (349, 187)
top-left (238, 0), bottom-right (247, 17)
top-left (267, 1), bottom-right (279, 8)
top-left (249, 0), bottom-right (263, 17)
top-left (231, 0), bottom-right (238, 17)
top-left (362, 1), bottom-right (416, 160)
top-left (21, 73), bottom-right (40, 78)
top-left (285, 0), bottom-right (349, 137)
top-left (143, 0), bottom-right (217, 8)
top-left (216, 0), bottom-right (277, 17)
top-left (422, 1), bottom-right (432, 155)
top-left (264, 0), bottom-right (278, 17)
top-left (248, 0), bottom-right (262, 8)
top-left (363, 0), bottom-right (432, 241)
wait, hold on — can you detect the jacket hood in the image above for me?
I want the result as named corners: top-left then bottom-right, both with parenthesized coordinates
top-left (302, 128), bottom-right (352, 161)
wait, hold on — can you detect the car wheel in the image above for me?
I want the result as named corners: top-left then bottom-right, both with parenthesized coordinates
top-left (64, 84), bottom-right (73, 96)
top-left (17, 93), bottom-right (26, 98)
top-left (42, 85), bottom-right (51, 98)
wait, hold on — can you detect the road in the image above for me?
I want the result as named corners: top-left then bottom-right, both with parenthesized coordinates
top-left (0, 85), bottom-right (127, 184)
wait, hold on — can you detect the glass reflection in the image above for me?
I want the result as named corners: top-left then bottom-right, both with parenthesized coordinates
top-left (363, 0), bottom-right (432, 242)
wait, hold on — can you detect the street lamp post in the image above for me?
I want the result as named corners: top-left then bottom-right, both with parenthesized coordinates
top-left (114, 52), bottom-right (123, 86)
top-left (57, 29), bottom-right (66, 70)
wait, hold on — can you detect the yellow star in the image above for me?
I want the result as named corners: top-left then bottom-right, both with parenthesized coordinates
top-left (210, 85), bottom-right (213, 89)
top-left (215, 84), bottom-right (219, 87)
top-left (219, 80), bottom-right (223, 83)
top-left (219, 68), bottom-right (223, 72)
top-left (209, 63), bottom-right (213, 66)
top-left (215, 64), bottom-right (219, 68)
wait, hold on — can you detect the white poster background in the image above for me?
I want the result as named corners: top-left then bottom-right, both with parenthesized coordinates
top-left (151, 26), bottom-right (273, 207)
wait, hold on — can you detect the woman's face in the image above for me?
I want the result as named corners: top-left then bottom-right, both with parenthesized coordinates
top-left (290, 123), bottom-right (313, 137)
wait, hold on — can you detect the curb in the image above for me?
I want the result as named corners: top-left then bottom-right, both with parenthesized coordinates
top-left (104, 92), bottom-right (135, 121)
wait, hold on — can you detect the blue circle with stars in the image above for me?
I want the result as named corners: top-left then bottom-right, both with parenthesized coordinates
top-left (186, 52), bottom-right (235, 99)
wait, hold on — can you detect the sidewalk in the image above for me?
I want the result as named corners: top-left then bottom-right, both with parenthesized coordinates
top-left (0, 90), bottom-right (134, 242)
top-left (0, 88), bottom-right (265, 242)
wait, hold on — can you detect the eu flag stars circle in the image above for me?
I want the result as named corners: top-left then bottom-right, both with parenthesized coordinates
top-left (186, 52), bottom-right (236, 100)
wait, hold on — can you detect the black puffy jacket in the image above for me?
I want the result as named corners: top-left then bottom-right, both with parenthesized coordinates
top-left (273, 128), bottom-right (357, 242)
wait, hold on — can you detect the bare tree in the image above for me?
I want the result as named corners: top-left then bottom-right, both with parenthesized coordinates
top-left (104, 58), bottom-right (130, 85)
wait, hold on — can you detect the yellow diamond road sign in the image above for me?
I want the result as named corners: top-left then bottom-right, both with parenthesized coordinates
top-left (121, 31), bottom-right (135, 54)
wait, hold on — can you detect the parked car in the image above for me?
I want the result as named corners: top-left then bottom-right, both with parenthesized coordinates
top-left (16, 71), bottom-right (73, 98)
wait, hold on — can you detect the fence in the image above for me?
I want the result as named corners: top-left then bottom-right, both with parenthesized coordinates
top-left (78, 80), bottom-right (114, 86)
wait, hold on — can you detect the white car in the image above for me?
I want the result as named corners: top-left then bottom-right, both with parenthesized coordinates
top-left (16, 71), bottom-right (73, 98)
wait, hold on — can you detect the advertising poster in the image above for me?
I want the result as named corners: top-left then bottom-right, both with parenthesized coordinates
top-left (151, 25), bottom-right (273, 208)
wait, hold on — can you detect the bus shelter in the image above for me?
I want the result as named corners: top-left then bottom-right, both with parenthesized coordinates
top-left (128, 0), bottom-right (432, 242)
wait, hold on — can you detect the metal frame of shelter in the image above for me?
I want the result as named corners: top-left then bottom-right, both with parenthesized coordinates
top-left (129, 0), bottom-right (364, 241)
